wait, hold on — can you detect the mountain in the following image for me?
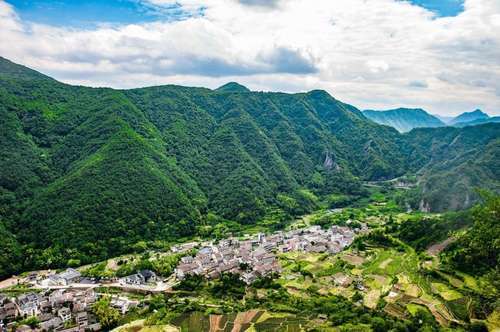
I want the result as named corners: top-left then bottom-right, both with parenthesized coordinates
top-left (450, 109), bottom-right (489, 125)
top-left (0, 57), bottom-right (498, 276)
top-left (363, 108), bottom-right (497, 131)
top-left (362, 108), bottom-right (444, 132)
top-left (404, 124), bottom-right (500, 212)
top-left (215, 82), bottom-right (251, 93)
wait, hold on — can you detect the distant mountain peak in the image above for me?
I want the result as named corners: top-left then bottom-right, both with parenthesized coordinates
top-left (362, 108), bottom-right (444, 132)
top-left (464, 109), bottom-right (488, 117)
top-left (216, 82), bottom-right (251, 93)
top-left (450, 109), bottom-right (489, 125)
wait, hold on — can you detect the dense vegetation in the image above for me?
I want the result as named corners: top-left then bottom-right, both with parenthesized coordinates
top-left (404, 126), bottom-right (500, 212)
top-left (392, 211), bottom-right (473, 251)
top-left (391, 194), bottom-right (499, 324)
top-left (444, 192), bottom-right (500, 276)
top-left (0, 56), bottom-right (499, 278)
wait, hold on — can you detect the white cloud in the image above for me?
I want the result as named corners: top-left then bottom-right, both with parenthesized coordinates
top-left (0, 0), bottom-right (499, 115)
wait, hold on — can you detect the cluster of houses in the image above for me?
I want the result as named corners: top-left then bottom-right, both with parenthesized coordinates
top-left (37, 267), bottom-right (159, 289)
top-left (0, 287), bottom-right (140, 332)
top-left (278, 225), bottom-right (360, 254)
top-left (0, 289), bottom-right (100, 332)
top-left (175, 237), bottom-right (282, 285)
top-left (0, 224), bottom-right (362, 331)
top-left (175, 225), bottom-right (361, 284)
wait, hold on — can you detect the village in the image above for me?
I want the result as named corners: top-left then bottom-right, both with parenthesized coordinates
top-left (173, 224), bottom-right (362, 284)
top-left (0, 224), bottom-right (363, 331)
top-left (0, 288), bottom-right (101, 332)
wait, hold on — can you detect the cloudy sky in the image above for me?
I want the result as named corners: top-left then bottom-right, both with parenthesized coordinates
top-left (1, 0), bottom-right (499, 116)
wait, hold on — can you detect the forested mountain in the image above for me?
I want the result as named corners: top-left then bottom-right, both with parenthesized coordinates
top-left (404, 124), bottom-right (500, 211)
top-left (215, 82), bottom-right (251, 93)
top-left (0, 57), bottom-right (499, 276)
top-left (362, 108), bottom-right (444, 132)
top-left (449, 109), bottom-right (489, 125)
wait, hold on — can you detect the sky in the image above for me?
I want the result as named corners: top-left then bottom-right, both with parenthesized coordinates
top-left (0, 0), bottom-right (499, 116)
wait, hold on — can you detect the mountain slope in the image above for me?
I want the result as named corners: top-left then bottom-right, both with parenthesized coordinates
top-left (0, 57), bottom-right (412, 272)
top-left (0, 57), bottom-right (498, 275)
top-left (404, 124), bottom-right (500, 211)
top-left (363, 108), bottom-right (444, 132)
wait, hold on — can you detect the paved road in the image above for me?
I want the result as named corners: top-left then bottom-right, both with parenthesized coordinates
top-left (27, 277), bottom-right (179, 294)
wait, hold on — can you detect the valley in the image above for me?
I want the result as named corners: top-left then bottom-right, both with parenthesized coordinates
top-left (1, 188), bottom-right (498, 331)
top-left (0, 58), bottom-right (498, 331)
top-left (1, 0), bottom-right (499, 330)
top-left (1, 57), bottom-right (499, 281)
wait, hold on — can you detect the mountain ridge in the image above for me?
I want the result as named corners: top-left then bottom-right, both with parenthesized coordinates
top-left (450, 109), bottom-right (489, 125)
top-left (365, 107), bottom-right (499, 132)
top-left (0, 57), bottom-right (498, 276)
top-left (362, 108), bottom-right (444, 132)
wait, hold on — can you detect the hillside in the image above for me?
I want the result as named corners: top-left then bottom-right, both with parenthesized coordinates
top-left (404, 124), bottom-right (500, 211)
top-left (362, 108), bottom-right (444, 132)
top-left (0, 57), bottom-right (499, 275)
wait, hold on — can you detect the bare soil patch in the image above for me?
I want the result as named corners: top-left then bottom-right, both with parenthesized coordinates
top-left (427, 237), bottom-right (456, 256)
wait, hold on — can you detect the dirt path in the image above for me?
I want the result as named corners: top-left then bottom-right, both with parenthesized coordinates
top-left (341, 253), bottom-right (365, 266)
top-left (427, 237), bottom-right (456, 256)
top-left (231, 310), bottom-right (259, 332)
top-left (379, 258), bottom-right (393, 269)
top-left (0, 277), bottom-right (20, 289)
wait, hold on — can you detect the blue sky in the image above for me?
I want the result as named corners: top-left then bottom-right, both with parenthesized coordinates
top-left (1, 0), bottom-right (498, 116)
top-left (5, 0), bottom-right (193, 27)
top-left (7, 0), bottom-right (464, 27)
top-left (408, 0), bottom-right (464, 17)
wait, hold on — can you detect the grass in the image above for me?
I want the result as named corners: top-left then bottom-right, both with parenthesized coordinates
top-left (454, 271), bottom-right (481, 292)
top-left (365, 274), bottom-right (392, 293)
top-left (361, 249), bottom-right (406, 276)
top-left (397, 274), bottom-right (422, 297)
top-left (364, 289), bottom-right (381, 309)
top-left (486, 310), bottom-right (500, 332)
top-left (406, 303), bottom-right (429, 316)
top-left (431, 282), bottom-right (463, 301)
top-left (113, 320), bottom-right (179, 332)
top-left (435, 271), bottom-right (464, 289)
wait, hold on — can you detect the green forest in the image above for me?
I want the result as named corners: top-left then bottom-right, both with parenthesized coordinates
top-left (0, 56), bottom-right (499, 278)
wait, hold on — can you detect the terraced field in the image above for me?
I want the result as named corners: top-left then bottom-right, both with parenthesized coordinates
top-left (276, 241), bottom-right (481, 328)
top-left (170, 311), bottom-right (310, 331)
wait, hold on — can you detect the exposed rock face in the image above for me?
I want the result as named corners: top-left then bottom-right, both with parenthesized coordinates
top-left (419, 199), bottom-right (431, 213)
top-left (324, 151), bottom-right (340, 171)
top-left (324, 151), bottom-right (334, 170)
